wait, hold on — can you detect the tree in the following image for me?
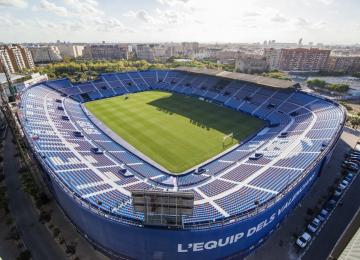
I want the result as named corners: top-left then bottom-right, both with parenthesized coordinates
top-left (348, 116), bottom-right (360, 129)
top-left (328, 83), bottom-right (349, 93)
top-left (31, 59), bottom-right (229, 83)
top-left (306, 79), bottom-right (327, 88)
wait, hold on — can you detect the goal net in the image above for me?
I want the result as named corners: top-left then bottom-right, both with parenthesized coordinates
top-left (222, 132), bottom-right (234, 148)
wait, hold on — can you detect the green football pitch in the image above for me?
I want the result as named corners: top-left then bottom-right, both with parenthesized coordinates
top-left (85, 91), bottom-right (265, 173)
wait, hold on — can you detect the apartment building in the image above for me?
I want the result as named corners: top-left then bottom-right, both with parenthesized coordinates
top-left (0, 44), bottom-right (34, 73)
top-left (235, 53), bottom-right (269, 73)
top-left (264, 48), bottom-right (281, 70)
top-left (83, 44), bottom-right (129, 60)
top-left (57, 44), bottom-right (84, 58)
top-left (28, 46), bottom-right (62, 63)
top-left (277, 48), bottom-right (331, 72)
top-left (326, 55), bottom-right (360, 72)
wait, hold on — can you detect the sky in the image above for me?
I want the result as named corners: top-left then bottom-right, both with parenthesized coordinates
top-left (0, 0), bottom-right (359, 44)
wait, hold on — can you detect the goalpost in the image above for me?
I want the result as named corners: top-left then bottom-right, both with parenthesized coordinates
top-left (222, 132), bottom-right (234, 148)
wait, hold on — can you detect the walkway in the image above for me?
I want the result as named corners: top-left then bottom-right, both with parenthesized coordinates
top-left (4, 131), bottom-right (66, 260)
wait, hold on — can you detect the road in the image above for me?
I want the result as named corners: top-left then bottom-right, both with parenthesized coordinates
top-left (302, 130), bottom-right (360, 259)
top-left (4, 131), bottom-right (66, 260)
top-left (246, 127), bottom-right (359, 260)
top-left (302, 169), bottom-right (360, 260)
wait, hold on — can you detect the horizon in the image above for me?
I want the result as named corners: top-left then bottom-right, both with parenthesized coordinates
top-left (1, 0), bottom-right (360, 45)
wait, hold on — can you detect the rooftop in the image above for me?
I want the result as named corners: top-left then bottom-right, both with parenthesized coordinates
top-left (0, 73), bottom-right (25, 85)
top-left (175, 66), bottom-right (295, 89)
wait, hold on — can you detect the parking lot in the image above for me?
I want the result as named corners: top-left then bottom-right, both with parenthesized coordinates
top-left (246, 127), bottom-right (359, 260)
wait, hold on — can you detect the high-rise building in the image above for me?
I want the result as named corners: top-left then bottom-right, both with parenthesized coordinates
top-left (135, 44), bottom-right (155, 61)
top-left (181, 42), bottom-right (199, 57)
top-left (298, 38), bottom-right (303, 46)
top-left (28, 46), bottom-right (62, 63)
top-left (0, 48), bottom-right (14, 73)
top-left (235, 53), bottom-right (269, 74)
top-left (264, 48), bottom-right (281, 70)
top-left (277, 48), bottom-right (331, 72)
top-left (83, 44), bottom-right (129, 60)
top-left (215, 50), bottom-right (240, 60)
top-left (57, 44), bottom-right (84, 58)
top-left (326, 55), bottom-right (360, 72)
top-left (151, 44), bottom-right (168, 61)
top-left (0, 44), bottom-right (34, 73)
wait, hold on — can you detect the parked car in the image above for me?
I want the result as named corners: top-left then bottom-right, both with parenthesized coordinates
top-left (342, 162), bottom-right (359, 171)
top-left (334, 187), bottom-right (343, 197)
top-left (307, 217), bottom-right (321, 233)
top-left (350, 153), bottom-right (360, 157)
top-left (344, 161), bottom-right (359, 167)
top-left (349, 152), bottom-right (360, 157)
top-left (347, 156), bottom-right (360, 161)
top-left (345, 152), bottom-right (360, 158)
top-left (345, 157), bottom-right (360, 163)
top-left (296, 232), bottom-right (312, 248)
top-left (344, 173), bottom-right (354, 182)
top-left (347, 159), bottom-right (360, 165)
top-left (339, 180), bottom-right (349, 189)
top-left (325, 199), bottom-right (337, 211)
top-left (349, 150), bottom-right (360, 155)
top-left (317, 209), bottom-right (329, 222)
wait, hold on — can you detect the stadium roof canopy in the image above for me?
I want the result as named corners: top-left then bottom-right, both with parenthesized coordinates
top-left (175, 66), bottom-right (296, 89)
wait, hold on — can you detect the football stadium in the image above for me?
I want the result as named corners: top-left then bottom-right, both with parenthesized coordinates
top-left (17, 67), bottom-right (346, 259)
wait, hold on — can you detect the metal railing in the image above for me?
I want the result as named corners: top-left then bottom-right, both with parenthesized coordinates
top-left (16, 85), bottom-right (347, 230)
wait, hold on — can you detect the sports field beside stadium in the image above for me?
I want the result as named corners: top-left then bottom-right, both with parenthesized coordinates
top-left (85, 91), bottom-right (265, 173)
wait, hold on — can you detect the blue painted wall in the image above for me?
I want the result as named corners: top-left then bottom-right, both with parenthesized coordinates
top-left (48, 158), bottom-right (323, 259)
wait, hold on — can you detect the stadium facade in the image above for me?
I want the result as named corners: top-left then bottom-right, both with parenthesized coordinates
top-left (17, 68), bottom-right (345, 259)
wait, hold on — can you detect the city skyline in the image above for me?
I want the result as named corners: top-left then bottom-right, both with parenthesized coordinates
top-left (0, 0), bottom-right (360, 45)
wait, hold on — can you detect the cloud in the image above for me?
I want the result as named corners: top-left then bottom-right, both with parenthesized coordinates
top-left (37, 0), bottom-right (68, 17)
top-left (294, 17), bottom-right (310, 27)
top-left (124, 7), bottom-right (189, 26)
top-left (315, 0), bottom-right (335, 5)
top-left (294, 17), bottom-right (327, 30)
top-left (136, 10), bottom-right (155, 23)
top-left (0, 0), bottom-right (27, 8)
top-left (243, 11), bottom-right (261, 17)
top-left (94, 17), bottom-right (127, 32)
top-left (31, 0), bottom-right (133, 34)
top-left (157, 0), bottom-right (190, 6)
top-left (64, 0), bottom-right (132, 32)
top-left (162, 10), bottom-right (180, 24)
top-left (311, 21), bottom-right (327, 30)
top-left (155, 8), bottom-right (184, 24)
top-left (35, 18), bottom-right (63, 30)
top-left (271, 14), bottom-right (289, 23)
top-left (63, 0), bottom-right (103, 17)
top-left (124, 10), bottom-right (156, 24)
top-left (0, 14), bottom-right (25, 26)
